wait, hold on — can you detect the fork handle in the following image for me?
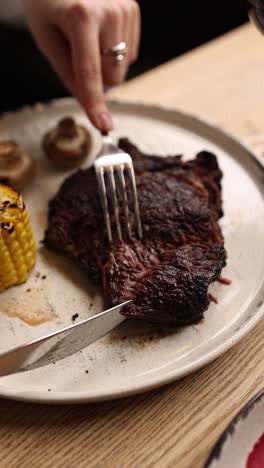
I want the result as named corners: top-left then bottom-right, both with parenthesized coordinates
top-left (102, 134), bottom-right (113, 145)
top-left (96, 134), bottom-right (122, 159)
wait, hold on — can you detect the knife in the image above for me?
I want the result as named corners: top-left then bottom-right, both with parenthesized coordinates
top-left (0, 301), bottom-right (131, 377)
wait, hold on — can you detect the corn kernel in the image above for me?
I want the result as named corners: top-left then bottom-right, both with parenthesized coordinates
top-left (0, 185), bottom-right (36, 292)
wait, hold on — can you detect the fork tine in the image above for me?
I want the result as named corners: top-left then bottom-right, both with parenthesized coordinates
top-left (106, 167), bottom-right (122, 242)
top-left (117, 165), bottom-right (132, 240)
top-left (95, 134), bottom-right (143, 243)
top-left (127, 164), bottom-right (143, 239)
top-left (95, 168), bottom-right (112, 243)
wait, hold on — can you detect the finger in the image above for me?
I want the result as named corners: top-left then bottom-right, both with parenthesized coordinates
top-left (101, 6), bottom-right (129, 87)
top-left (40, 25), bottom-right (75, 95)
top-left (129, 1), bottom-right (141, 63)
top-left (64, 5), bottom-right (112, 133)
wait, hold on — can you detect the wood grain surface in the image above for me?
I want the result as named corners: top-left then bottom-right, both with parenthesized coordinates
top-left (1, 23), bottom-right (264, 468)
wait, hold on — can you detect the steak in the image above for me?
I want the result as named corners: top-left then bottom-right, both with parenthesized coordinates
top-left (44, 138), bottom-right (226, 325)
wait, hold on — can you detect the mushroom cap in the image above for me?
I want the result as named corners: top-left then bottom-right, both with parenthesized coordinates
top-left (42, 117), bottom-right (92, 169)
top-left (0, 141), bottom-right (34, 191)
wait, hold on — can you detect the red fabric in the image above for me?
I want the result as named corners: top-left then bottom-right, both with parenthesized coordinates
top-left (247, 433), bottom-right (264, 468)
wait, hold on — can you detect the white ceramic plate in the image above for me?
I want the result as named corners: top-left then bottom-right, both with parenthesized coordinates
top-left (204, 389), bottom-right (264, 467)
top-left (0, 98), bottom-right (263, 404)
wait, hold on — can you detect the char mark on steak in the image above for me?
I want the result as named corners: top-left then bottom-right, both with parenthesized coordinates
top-left (44, 138), bottom-right (226, 325)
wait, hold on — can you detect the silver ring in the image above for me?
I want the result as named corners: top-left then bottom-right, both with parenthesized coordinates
top-left (101, 41), bottom-right (127, 64)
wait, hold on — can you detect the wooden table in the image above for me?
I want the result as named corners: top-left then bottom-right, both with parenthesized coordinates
top-left (2, 24), bottom-right (264, 468)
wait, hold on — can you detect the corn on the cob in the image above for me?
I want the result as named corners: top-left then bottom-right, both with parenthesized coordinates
top-left (0, 184), bottom-right (36, 292)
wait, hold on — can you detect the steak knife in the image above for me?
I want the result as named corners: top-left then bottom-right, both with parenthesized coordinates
top-left (0, 301), bottom-right (131, 377)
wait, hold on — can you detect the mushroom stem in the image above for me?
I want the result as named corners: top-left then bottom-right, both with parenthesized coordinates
top-left (0, 141), bottom-right (20, 168)
top-left (57, 117), bottom-right (78, 139)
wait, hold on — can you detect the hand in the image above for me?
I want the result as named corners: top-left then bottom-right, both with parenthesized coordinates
top-left (22, 0), bottom-right (141, 132)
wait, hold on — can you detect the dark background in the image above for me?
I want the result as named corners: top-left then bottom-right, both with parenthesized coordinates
top-left (0, 0), bottom-right (248, 113)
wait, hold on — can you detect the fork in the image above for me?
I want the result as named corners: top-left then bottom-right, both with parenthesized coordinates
top-left (94, 134), bottom-right (142, 243)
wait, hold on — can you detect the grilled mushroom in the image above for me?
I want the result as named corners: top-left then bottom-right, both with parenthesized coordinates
top-left (0, 141), bottom-right (34, 191)
top-left (42, 117), bottom-right (92, 169)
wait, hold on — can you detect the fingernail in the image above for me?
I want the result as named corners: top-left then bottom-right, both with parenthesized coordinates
top-left (97, 112), bottom-right (113, 132)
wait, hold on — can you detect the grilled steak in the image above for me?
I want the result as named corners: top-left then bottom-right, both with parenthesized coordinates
top-left (44, 138), bottom-right (226, 325)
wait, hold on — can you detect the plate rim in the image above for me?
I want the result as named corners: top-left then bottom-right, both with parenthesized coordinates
top-left (0, 97), bottom-right (264, 404)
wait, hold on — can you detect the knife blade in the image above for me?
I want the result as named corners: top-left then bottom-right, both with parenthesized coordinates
top-left (0, 301), bottom-right (131, 377)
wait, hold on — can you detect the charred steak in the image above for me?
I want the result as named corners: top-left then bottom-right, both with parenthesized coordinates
top-left (44, 139), bottom-right (226, 325)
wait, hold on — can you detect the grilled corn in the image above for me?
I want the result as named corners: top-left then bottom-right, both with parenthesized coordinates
top-left (0, 184), bottom-right (36, 292)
